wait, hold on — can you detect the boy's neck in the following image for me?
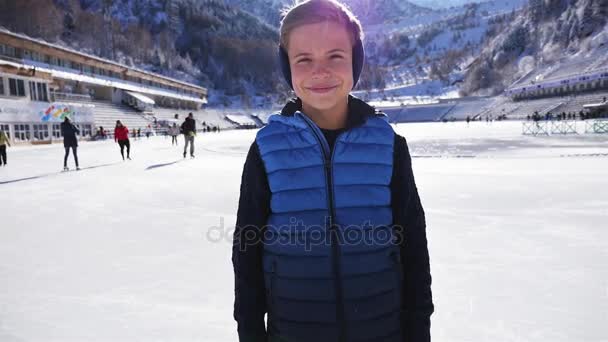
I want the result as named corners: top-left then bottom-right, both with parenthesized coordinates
top-left (301, 97), bottom-right (349, 130)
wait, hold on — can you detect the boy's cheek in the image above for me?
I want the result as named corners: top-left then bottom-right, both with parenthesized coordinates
top-left (291, 64), bottom-right (313, 77)
top-left (334, 63), bottom-right (354, 80)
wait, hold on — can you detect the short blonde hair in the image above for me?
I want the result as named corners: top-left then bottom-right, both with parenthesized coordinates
top-left (279, 0), bottom-right (364, 49)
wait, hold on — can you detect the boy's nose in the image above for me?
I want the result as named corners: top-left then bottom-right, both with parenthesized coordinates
top-left (311, 62), bottom-right (331, 78)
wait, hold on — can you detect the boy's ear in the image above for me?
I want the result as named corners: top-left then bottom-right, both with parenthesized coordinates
top-left (278, 39), bottom-right (366, 90)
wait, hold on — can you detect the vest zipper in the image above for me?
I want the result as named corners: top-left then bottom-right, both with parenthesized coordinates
top-left (298, 112), bottom-right (347, 342)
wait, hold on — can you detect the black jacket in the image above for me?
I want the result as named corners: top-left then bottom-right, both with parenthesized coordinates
top-left (181, 117), bottom-right (196, 135)
top-left (61, 121), bottom-right (79, 147)
top-left (233, 97), bottom-right (434, 342)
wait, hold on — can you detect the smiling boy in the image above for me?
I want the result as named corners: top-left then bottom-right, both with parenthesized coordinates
top-left (232, 1), bottom-right (434, 342)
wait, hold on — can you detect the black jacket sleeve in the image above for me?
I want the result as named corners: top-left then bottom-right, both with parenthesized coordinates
top-left (391, 134), bottom-right (434, 342)
top-left (232, 141), bottom-right (270, 342)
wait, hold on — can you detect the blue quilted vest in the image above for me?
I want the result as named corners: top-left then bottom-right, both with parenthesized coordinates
top-left (255, 110), bottom-right (403, 342)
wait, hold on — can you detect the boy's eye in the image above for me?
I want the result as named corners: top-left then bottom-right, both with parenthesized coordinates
top-left (296, 58), bottom-right (311, 64)
top-left (330, 54), bottom-right (344, 60)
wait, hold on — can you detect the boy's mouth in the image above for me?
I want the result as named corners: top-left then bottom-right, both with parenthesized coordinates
top-left (306, 85), bottom-right (339, 94)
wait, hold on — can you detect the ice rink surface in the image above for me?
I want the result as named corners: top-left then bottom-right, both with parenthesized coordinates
top-left (1, 120), bottom-right (607, 342)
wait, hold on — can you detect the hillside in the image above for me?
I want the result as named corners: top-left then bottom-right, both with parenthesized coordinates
top-left (461, 0), bottom-right (608, 96)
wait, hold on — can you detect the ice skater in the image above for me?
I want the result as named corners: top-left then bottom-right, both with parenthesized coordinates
top-left (0, 129), bottom-right (11, 166)
top-left (61, 117), bottom-right (80, 171)
top-left (181, 113), bottom-right (196, 158)
top-left (169, 123), bottom-right (179, 146)
top-left (145, 124), bottom-right (153, 139)
top-left (114, 120), bottom-right (131, 160)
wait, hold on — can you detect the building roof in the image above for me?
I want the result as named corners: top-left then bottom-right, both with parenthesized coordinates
top-left (126, 91), bottom-right (155, 105)
top-left (225, 114), bottom-right (257, 126)
top-left (583, 102), bottom-right (608, 109)
top-left (0, 58), bottom-right (207, 104)
top-left (0, 27), bottom-right (206, 94)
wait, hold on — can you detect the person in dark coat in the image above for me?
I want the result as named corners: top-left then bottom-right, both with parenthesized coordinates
top-left (61, 117), bottom-right (80, 170)
top-left (181, 113), bottom-right (196, 158)
top-left (232, 1), bottom-right (433, 342)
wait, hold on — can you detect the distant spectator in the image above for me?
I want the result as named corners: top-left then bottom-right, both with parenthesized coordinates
top-left (0, 129), bottom-right (11, 167)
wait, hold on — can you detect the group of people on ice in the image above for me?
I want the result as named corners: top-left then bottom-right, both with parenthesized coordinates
top-left (0, 112), bottom-right (209, 171)
top-left (62, 113), bottom-right (200, 170)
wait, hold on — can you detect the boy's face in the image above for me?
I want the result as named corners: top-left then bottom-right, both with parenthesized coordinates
top-left (287, 21), bottom-right (353, 114)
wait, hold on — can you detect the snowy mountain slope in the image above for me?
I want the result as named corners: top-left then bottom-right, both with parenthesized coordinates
top-left (6, 0), bottom-right (599, 106)
top-left (222, 0), bottom-right (290, 27)
top-left (461, 0), bottom-right (608, 96)
top-left (1, 0), bottom-right (289, 106)
top-left (344, 0), bottom-right (434, 25)
top-left (358, 0), bottom-right (527, 97)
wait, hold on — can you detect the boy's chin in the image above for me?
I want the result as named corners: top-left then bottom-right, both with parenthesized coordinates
top-left (301, 90), bottom-right (350, 106)
top-left (302, 98), bottom-right (346, 112)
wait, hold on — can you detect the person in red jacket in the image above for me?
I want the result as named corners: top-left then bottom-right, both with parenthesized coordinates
top-left (114, 120), bottom-right (131, 160)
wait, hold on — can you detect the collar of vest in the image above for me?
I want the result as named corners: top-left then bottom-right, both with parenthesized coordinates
top-left (279, 95), bottom-right (386, 129)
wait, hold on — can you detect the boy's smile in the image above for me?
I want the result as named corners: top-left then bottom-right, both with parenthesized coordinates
top-left (287, 21), bottom-right (354, 128)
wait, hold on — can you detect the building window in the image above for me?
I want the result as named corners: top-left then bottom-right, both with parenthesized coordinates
top-left (37, 82), bottom-right (44, 101)
top-left (31, 51), bottom-right (44, 62)
top-left (29, 81), bottom-right (36, 99)
top-left (52, 124), bottom-right (61, 139)
top-left (41, 82), bottom-right (48, 101)
top-left (0, 77), bottom-right (4, 95)
top-left (58, 59), bottom-right (71, 69)
top-left (30, 82), bottom-right (48, 101)
top-left (0, 124), bottom-right (9, 140)
top-left (75, 124), bottom-right (92, 137)
top-left (32, 124), bottom-right (49, 140)
top-left (9, 79), bottom-right (15, 95)
top-left (18, 79), bottom-right (25, 96)
top-left (13, 124), bottom-right (31, 141)
top-left (5, 45), bottom-right (16, 57)
top-left (9, 78), bottom-right (25, 97)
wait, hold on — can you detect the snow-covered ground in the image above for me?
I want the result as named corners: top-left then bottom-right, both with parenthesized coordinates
top-left (1, 121), bottom-right (607, 342)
